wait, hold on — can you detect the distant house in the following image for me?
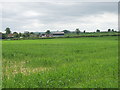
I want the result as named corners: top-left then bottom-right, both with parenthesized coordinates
top-left (41, 34), bottom-right (52, 37)
top-left (52, 32), bottom-right (64, 37)
top-left (40, 32), bottom-right (64, 37)
top-left (30, 34), bottom-right (38, 37)
top-left (24, 31), bottom-right (29, 34)
top-left (7, 34), bottom-right (14, 38)
top-left (20, 37), bottom-right (23, 38)
top-left (41, 34), bottom-right (46, 37)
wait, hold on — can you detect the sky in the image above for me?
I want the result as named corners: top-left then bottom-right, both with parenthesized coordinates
top-left (0, 1), bottom-right (118, 33)
top-left (0, 0), bottom-right (119, 2)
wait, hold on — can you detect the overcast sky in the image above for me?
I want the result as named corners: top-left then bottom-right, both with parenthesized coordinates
top-left (1, 2), bottom-right (118, 33)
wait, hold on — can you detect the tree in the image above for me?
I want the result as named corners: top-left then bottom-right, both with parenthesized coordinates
top-left (75, 28), bottom-right (80, 35)
top-left (36, 33), bottom-right (41, 37)
top-left (112, 29), bottom-right (114, 32)
top-left (83, 30), bottom-right (86, 33)
top-left (108, 29), bottom-right (111, 32)
top-left (19, 33), bottom-right (22, 37)
top-left (22, 34), bottom-right (26, 37)
top-left (38, 33), bottom-right (41, 37)
top-left (24, 32), bottom-right (30, 37)
top-left (30, 32), bottom-right (34, 34)
top-left (2, 33), bottom-right (7, 39)
top-left (46, 30), bottom-right (51, 35)
top-left (62, 30), bottom-right (70, 33)
top-left (96, 29), bottom-right (100, 32)
top-left (5, 27), bottom-right (11, 34)
top-left (13, 32), bottom-right (19, 38)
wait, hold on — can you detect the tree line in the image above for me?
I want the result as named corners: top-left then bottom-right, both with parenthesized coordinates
top-left (2, 27), bottom-right (117, 39)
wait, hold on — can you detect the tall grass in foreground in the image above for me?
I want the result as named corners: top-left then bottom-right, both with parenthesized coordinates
top-left (2, 36), bottom-right (118, 88)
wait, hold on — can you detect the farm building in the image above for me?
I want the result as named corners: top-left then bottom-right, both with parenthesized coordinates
top-left (52, 32), bottom-right (64, 37)
top-left (24, 31), bottom-right (29, 34)
top-left (7, 34), bottom-right (14, 38)
top-left (41, 34), bottom-right (46, 37)
top-left (40, 32), bottom-right (64, 37)
top-left (41, 34), bottom-right (52, 37)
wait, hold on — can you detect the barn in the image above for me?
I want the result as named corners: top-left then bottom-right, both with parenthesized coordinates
top-left (52, 32), bottom-right (64, 37)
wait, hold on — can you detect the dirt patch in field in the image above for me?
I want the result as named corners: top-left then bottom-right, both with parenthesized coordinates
top-left (16, 66), bottom-right (51, 76)
top-left (3, 60), bottom-right (52, 78)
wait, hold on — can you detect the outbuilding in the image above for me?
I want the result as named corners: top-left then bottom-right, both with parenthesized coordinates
top-left (52, 32), bottom-right (64, 37)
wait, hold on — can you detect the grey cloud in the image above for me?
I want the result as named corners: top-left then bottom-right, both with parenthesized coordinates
top-left (2, 2), bottom-right (118, 32)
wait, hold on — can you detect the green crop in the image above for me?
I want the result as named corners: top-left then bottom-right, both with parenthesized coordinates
top-left (2, 36), bottom-right (118, 88)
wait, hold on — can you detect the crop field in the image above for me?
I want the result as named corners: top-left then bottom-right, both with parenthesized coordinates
top-left (2, 36), bottom-right (118, 88)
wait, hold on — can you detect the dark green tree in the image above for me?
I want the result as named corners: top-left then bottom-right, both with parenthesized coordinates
top-left (112, 29), bottom-right (114, 32)
top-left (22, 34), bottom-right (26, 37)
top-left (83, 30), bottom-right (86, 33)
top-left (38, 33), bottom-right (41, 36)
top-left (2, 33), bottom-right (7, 39)
top-left (5, 27), bottom-right (11, 34)
top-left (19, 33), bottom-right (22, 37)
top-left (30, 32), bottom-right (34, 34)
top-left (96, 29), bottom-right (100, 32)
top-left (62, 30), bottom-right (70, 33)
top-left (24, 32), bottom-right (30, 37)
top-left (46, 30), bottom-right (51, 35)
top-left (108, 29), bottom-right (111, 32)
top-left (37, 33), bottom-right (41, 37)
top-left (75, 28), bottom-right (80, 35)
top-left (13, 32), bottom-right (19, 38)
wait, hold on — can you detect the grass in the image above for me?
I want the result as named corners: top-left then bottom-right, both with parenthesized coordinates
top-left (2, 36), bottom-right (118, 88)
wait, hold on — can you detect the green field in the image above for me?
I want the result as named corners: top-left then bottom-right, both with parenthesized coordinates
top-left (2, 36), bottom-right (118, 88)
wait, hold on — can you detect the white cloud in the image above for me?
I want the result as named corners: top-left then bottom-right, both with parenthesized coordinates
top-left (1, 2), bottom-right (118, 33)
top-left (22, 11), bottom-right (44, 17)
top-left (22, 23), bottom-right (44, 29)
top-left (79, 12), bottom-right (117, 24)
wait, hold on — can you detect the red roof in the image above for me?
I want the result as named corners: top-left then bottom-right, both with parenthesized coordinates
top-left (8, 34), bottom-right (14, 37)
